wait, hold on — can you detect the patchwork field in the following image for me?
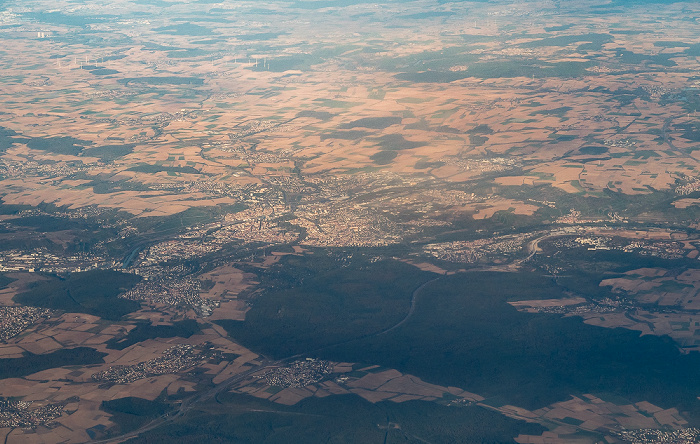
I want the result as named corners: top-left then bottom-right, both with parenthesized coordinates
top-left (4, 0), bottom-right (700, 442)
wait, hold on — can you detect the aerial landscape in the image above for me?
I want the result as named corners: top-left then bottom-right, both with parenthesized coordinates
top-left (3, 0), bottom-right (700, 442)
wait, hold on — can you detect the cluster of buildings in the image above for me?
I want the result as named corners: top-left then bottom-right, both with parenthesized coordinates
top-left (266, 175), bottom-right (316, 196)
top-left (130, 263), bottom-right (193, 281)
top-left (438, 156), bottom-right (518, 174)
top-left (228, 120), bottom-right (280, 140)
top-left (213, 219), bottom-right (298, 246)
top-left (257, 359), bottom-right (334, 388)
top-left (418, 189), bottom-right (476, 206)
top-left (146, 180), bottom-right (246, 199)
top-left (85, 89), bottom-right (138, 100)
top-left (0, 398), bottom-right (64, 428)
top-left (604, 138), bottom-right (637, 148)
top-left (675, 179), bottom-right (700, 196)
top-left (141, 240), bottom-right (215, 265)
top-left (131, 207), bottom-right (297, 266)
top-left (291, 204), bottom-right (405, 247)
top-left (91, 344), bottom-right (203, 384)
top-left (494, 47), bottom-right (535, 57)
top-left (423, 233), bottom-right (531, 264)
top-left (166, 206), bottom-right (301, 246)
top-left (0, 11), bottom-right (18, 25)
top-left (0, 248), bottom-right (114, 274)
top-left (59, 206), bottom-right (115, 220)
top-left (222, 206), bottom-right (288, 225)
top-left (0, 159), bottom-right (95, 179)
top-left (621, 241), bottom-right (686, 260)
top-left (616, 428), bottom-right (700, 444)
top-left (555, 209), bottom-right (584, 224)
top-left (25, 76), bottom-right (52, 87)
top-left (82, 109), bottom-right (199, 127)
top-left (296, 174), bottom-right (473, 238)
top-left (208, 91), bottom-right (243, 101)
top-left (527, 198), bottom-right (557, 209)
top-left (520, 299), bottom-right (623, 315)
top-left (120, 276), bottom-right (218, 317)
top-left (573, 236), bottom-right (612, 250)
top-left (184, 180), bottom-right (248, 198)
top-left (552, 235), bottom-right (688, 260)
top-left (641, 84), bottom-right (675, 100)
top-left (0, 306), bottom-right (53, 341)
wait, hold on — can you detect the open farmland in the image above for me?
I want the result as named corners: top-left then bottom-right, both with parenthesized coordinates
top-left (4, 0), bottom-right (700, 443)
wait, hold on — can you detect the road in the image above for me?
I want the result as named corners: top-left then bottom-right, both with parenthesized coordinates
top-left (662, 114), bottom-right (695, 162)
top-left (98, 229), bottom-right (572, 442)
top-left (101, 223), bottom-right (700, 442)
top-left (523, 233), bottom-right (549, 261)
top-left (377, 232), bottom-right (560, 338)
top-left (96, 275), bottom-right (445, 442)
top-left (378, 277), bottom-right (441, 336)
top-left (94, 358), bottom-right (280, 443)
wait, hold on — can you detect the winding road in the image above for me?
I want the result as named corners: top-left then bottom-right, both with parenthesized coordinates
top-left (379, 277), bottom-right (441, 336)
top-left (97, 230), bottom-right (568, 442)
top-left (95, 275), bottom-right (446, 442)
top-left (94, 357), bottom-right (280, 444)
top-left (522, 233), bottom-right (550, 262)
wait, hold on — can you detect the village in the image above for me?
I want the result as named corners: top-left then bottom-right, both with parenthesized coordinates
top-left (91, 344), bottom-right (205, 384)
top-left (1, 0), bottom-right (700, 440)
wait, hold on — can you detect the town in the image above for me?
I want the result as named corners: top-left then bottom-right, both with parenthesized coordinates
top-left (0, 398), bottom-right (65, 429)
top-left (616, 428), bottom-right (700, 444)
top-left (0, 305), bottom-right (53, 341)
top-left (91, 344), bottom-right (205, 384)
top-left (256, 359), bottom-right (334, 388)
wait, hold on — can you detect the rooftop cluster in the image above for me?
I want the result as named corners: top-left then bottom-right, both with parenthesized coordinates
top-left (616, 428), bottom-right (700, 444)
top-left (0, 305), bottom-right (53, 341)
top-left (257, 359), bottom-right (334, 388)
top-left (0, 398), bottom-right (64, 428)
top-left (91, 344), bottom-right (203, 383)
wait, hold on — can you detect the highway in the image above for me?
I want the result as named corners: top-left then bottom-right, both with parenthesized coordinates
top-left (98, 229), bottom-right (569, 442)
top-left (522, 233), bottom-right (549, 262)
top-left (95, 274), bottom-right (446, 442)
top-left (94, 357), bottom-right (280, 443)
top-left (378, 277), bottom-right (441, 336)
